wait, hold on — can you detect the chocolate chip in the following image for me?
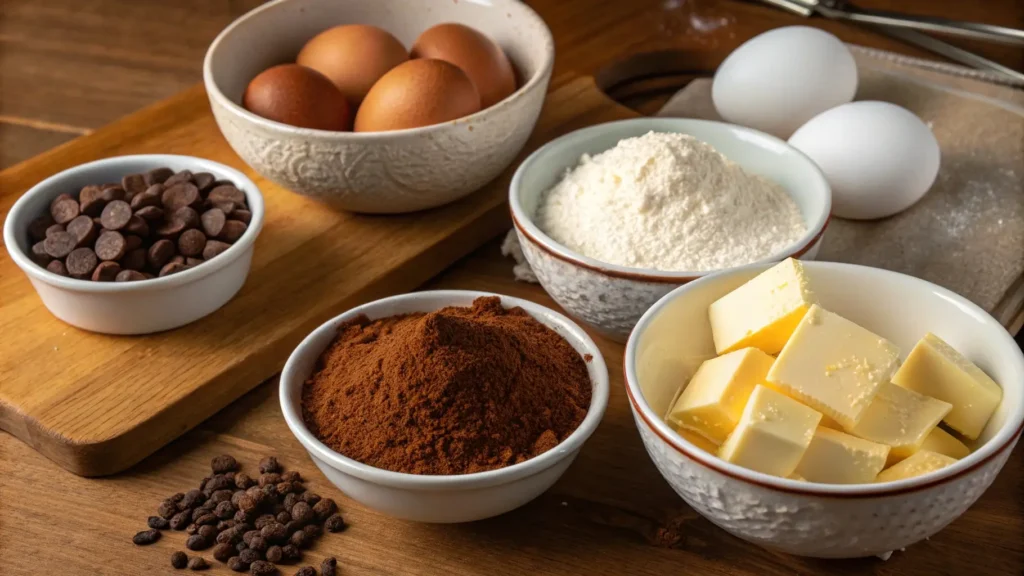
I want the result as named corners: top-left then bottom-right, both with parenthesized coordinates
top-left (100, 185), bottom-right (127, 203)
top-left (324, 514), bottom-right (346, 533)
top-left (30, 241), bottom-right (52, 266)
top-left (145, 167), bottom-right (174, 186)
top-left (321, 557), bottom-right (337, 576)
top-left (186, 534), bottom-right (209, 551)
top-left (281, 544), bottom-right (300, 563)
top-left (135, 205), bottom-right (164, 221)
top-left (312, 499), bottom-right (336, 522)
top-left (100, 200), bottom-right (133, 230)
top-left (28, 214), bottom-right (55, 241)
top-left (214, 542), bottom-right (235, 562)
top-left (170, 255), bottom-right (186, 266)
top-left (116, 269), bottom-right (147, 282)
top-left (219, 220), bottom-right (248, 242)
top-left (299, 492), bottom-right (320, 506)
top-left (50, 195), bottom-right (80, 224)
top-left (122, 173), bottom-right (148, 196)
top-left (164, 170), bottom-right (194, 188)
top-left (43, 231), bottom-right (78, 259)
top-left (91, 261), bottom-right (121, 282)
top-left (66, 215), bottom-right (97, 247)
top-left (133, 529), bottom-right (161, 545)
top-left (171, 550), bottom-right (189, 569)
top-left (208, 185), bottom-right (246, 207)
top-left (124, 215), bottom-right (150, 237)
top-left (163, 183), bottom-right (200, 211)
top-left (45, 223), bottom-right (66, 238)
top-left (78, 185), bottom-right (105, 216)
top-left (121, 248), bottom-right (147, 271)
top-left (259, 473), bottom-right (281, 487)
top-left (131, 189), bottom-right (162, 210)
top-left (46, 259), bottom-right (68, 276)
top-left (94, 230), bottom-right (127, 261)
top-left (301, 524), bottom-right (320, 539)
top-left (248, 535), bottom-right (268, 553)
top-left (156, 217), bottom-right (187, 239)
top-left (200, 208), bottom-right (227, 237)
top-left (228, 556), bottom-right (248, 572)
top-left (170, 510), bottom-right (192, 530)
top-left (287, 529), bottom-right (309, 549)
top-left (187, 557), bottom-right (210, 571)
top-left (66, 247), bottom-right (98, 279)
top-left (231, 210), bottom-right (253, 225)
top-left (289, 502), bottom-right (313, 526)
top-left (186, 257), bottom-right (205, 267)
top-left (148, 239), bottom-right (175, 269)
top-left (260, 522), bottom-right (287, 543)
top-left (202, 240), bottom-right (231, 260)
top-left (148, 515), bottom-right (170, 530)
top-left (194, 172), bottom-right (216, 192)
top-left (250, 560), bottom-right (278, 576)
top-left (239, 549), bottom-right (261, 565)
top-left (265, 545), bottom-right (283, 563)
top-left (198, 524), bottom-right (218, 541)
top-left (173, 206), bottom-right (201, 230)
top-left (160, 262), bottom-right (188, 277)
top-left (179, 229), bottom-right (207, 257)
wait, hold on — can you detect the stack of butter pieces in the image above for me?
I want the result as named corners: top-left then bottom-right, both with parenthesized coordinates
top-left (666, 259), bottom-right (1004, 484)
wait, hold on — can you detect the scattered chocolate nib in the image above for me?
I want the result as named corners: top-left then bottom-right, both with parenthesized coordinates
top-left (136, 455), bottom-right (343, 574)
top-left (321, 557), bottom-right (338, 576)
top-left (171, 551), bottom-right (189, 569)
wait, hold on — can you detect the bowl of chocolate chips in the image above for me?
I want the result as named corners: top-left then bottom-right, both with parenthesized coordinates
top-left (3, 154), bottom-right (264, 334)
top-left (279, 290), bottom-right (610, 523)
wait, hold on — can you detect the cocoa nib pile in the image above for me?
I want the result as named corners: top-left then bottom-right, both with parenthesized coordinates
top-left (133, 454), bottom-right (342, 575)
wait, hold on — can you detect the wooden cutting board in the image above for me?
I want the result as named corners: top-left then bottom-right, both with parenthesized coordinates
top-left (0, 76), bottom-right (636, 477)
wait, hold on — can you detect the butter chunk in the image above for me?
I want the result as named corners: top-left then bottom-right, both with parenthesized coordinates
top-left (892, 333), bottom-right (1003, 440)
top-left (918, 427), bottom-right (970, 461)
top-left (674, 427), bottom-right (721, 454)
top-left (667, 348), bottom-right (774, 444)
top-left (795, 426), bottom-right (890, 484)
top-left (876, 450), bottom-right (957, 483)
top-left (767, 305), bottom-right (899, 429)
top-left (718, 385), bottom-right (822, 477)
top-left (709, 258), bottom-right (816, 355)
top-left (845, 382), bottom-right (951, 465)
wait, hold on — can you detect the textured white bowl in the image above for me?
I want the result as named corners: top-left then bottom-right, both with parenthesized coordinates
top-left (280, 290), bottom-right (609, 523)
top-left (204, 0), bottom-right (553, 214)
top-left (624, 262), bottom-right (1024, 558)
top-left (3, 155), bottom-right (265, 335)
top-left (510, 118), bottom-right (831, 342)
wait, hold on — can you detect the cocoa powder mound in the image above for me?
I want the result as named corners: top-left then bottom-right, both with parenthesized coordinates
top-left (301, 296), bottom-right (592, 475)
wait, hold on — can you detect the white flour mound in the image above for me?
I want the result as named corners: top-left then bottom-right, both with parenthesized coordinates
top-left (535, 131), bottom-right (807, 272)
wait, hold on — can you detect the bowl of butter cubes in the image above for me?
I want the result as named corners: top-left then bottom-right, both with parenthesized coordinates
top-left (624, 258), bottom-right (1024, 558)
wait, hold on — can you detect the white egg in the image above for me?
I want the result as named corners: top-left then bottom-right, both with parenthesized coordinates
top-left (712, 26), bottom-right (858, 138)
top-left (788, 101), bottom-right (940, 220)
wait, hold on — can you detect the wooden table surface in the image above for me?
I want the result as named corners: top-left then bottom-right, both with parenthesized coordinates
top-left (1, 1), bottom-right (1022, 574)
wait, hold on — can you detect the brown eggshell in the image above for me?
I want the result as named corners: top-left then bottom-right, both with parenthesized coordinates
top-left (297, 24), bottom-right (409, 106)
top-left (243, 64), bottom-right (351, 130)
top-left (354, 59), bottom-right (481, 132)
top-left (411, 23), bottom-right (516, 109)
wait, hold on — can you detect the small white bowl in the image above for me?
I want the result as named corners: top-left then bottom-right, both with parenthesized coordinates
top-left (510, 118), bottom-right (831, 342)
top-left (204, 0), bottom-right (554, 214)
top-left (625, 262), bottom-right (1024, 558)
top-left (280, 290), bottom-right (609, 523)
top-left (3, 155), bottom-right (265, 335)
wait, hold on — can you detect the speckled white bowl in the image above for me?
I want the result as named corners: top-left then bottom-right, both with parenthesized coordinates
top-left (625, 261), bottom-right (1024, 558)
top-left (204, 0), bottom-right (553, 214)
top-left (510, 118), bottom-right (831, 343)
top-left (280, 290), bottom-right (609, 523)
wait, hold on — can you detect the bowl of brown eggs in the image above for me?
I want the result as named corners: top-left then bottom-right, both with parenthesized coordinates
top-left (203, 0), bottom-right (554, 213)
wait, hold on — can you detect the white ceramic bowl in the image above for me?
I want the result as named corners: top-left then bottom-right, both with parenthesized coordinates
top-left (510, 118), bottom-right (831, 343)
top-left (625, 262), bottom-right (1024, 558)
top-left (280, 290), bottom-right (609, 523)
top-left (204, 0), bottom-right (554, 214)
top-left (3, 155), bottom-right (265, 335)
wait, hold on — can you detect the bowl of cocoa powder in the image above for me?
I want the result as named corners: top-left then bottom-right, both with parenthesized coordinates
top-left (279, 291), bottom-right (609, 523)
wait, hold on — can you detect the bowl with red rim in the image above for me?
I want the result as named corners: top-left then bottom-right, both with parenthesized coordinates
top-left (623, 261), bottom-right (1024, 558)
top-left (509, 117), bottom-right (831, 343)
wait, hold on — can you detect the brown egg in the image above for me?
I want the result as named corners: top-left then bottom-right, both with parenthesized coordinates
top-left (243, 64), bottom-right (351, 130)
top-left (411, 23), bottom-right (516, 109)
top-left (355, 59), bottom-right (480, 132)
top-left (297, 24), bottom-right (408, 106)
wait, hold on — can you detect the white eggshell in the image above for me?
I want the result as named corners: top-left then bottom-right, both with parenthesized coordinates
top-left (788, 101), bottom-right (940, 220)
top-left (712, 26), bottom-right (858, 138)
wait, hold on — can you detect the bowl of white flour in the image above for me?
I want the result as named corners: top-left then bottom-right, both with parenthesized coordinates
top-left (509, 118), bottom-right (830, 342)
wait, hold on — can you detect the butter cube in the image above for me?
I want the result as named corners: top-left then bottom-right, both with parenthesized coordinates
top-left (709, 258), bottom-right (816, 355)
top-left (876, 450), bottom-right (957, 483)
top-left (674, 427), bottom-right (721, 454)
top-left (718, 385), bottom-right (822, 477)
top-left (767, 305), bottom-right (899, 429)
top-left (892, 333), bottom-right (1003, 440)
top-left (845, 382), bottom-right (951, 465)
top-left (795, 426), bottom-right (890, 484)
top-left (667, 348), bottom-right (774, 444)
top-left (918, 427), bottom-right (971, 460)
